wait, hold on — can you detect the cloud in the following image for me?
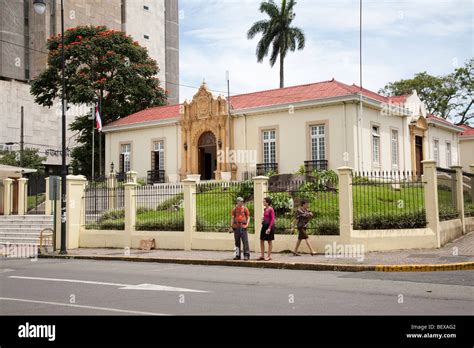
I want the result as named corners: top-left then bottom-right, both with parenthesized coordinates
top-left (179, 0), bottom-right (473, 102)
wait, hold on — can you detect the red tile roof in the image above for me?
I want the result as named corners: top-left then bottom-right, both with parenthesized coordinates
top-left (105, 79), bottom-right (391, 129)
top-left (387, 95), bottom-right (408, 104)
top-left (460, 124), bottom-right (474, 137)
top-left (229, 79), bottom-right (387, 110)
top-left (426, 113), bottom-right (457, 127)
top-left (106, 104), bottom-right (181, 128)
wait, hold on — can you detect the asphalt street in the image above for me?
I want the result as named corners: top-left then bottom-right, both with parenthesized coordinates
top-left (0, 258), bottom-right (473, 315)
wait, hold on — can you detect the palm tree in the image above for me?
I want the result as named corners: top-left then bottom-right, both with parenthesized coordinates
top-left (247, 0), bottom-right (305, 88)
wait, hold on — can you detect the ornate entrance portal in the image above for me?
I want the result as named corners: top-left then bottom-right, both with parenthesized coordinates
top-left (198, 132), bottom-right (217, 180)
top-left (180, 82), bottom-right (235, 180)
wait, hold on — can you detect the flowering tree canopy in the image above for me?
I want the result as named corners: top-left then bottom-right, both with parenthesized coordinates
top-left (31, 25), bottom-right (167, 121)
top-left (30, 26), bottom-right (168, 177)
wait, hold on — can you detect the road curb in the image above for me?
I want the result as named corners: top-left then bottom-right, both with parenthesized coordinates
top-left (37, 254), bottom-right (474, 272)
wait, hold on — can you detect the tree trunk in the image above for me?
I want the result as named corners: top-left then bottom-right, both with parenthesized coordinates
top-left (279, 52), bottom-right (284, 88)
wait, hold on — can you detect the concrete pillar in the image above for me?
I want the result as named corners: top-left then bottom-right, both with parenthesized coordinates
top-left (63, 175), bottom-right (87, 250)
top-left (253, 176), bottom-right (269, 252)
top-left (2, 178), bottom-right (13, 215)
top-left (337, 167), bottom-right (353, 244)
top-left (183, 179), bottom-right (197, 251)
top-left (126, 171), bottom-right (137, 184)
top-left (451, 166), bottom-right (465, 233)
top-left (45, 177), bottom-right (51, 215)
top-left (107, 170), bottom-right (117, 210)
top-left (17, 178), bottom-right (28, 215)
top-left (123, 182), bottom-right (138, 248)
top-left (470, 165), bottom-right (474, 208)
top-left (422, 160), bottom-right (440, 247)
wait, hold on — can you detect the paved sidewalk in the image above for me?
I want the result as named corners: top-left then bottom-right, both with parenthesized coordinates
top-left (38, 232), bottom-right (474, 272)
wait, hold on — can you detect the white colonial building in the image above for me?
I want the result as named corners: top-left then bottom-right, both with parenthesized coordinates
top-left (103, 79), bottom-right (464, 182)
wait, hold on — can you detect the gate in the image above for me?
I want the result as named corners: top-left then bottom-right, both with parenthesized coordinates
top-left (27, 173), bottom-right (46, 215)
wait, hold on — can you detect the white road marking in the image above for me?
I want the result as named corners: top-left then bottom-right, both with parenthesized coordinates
top-left (8, 276), bottom-right (209, 293)
top-left (0, 297), bottom-right (166, 315)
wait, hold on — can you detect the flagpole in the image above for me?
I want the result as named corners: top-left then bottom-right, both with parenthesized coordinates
top-left (99, 93), bottom-right (103, 178)
top-left (92, 105), bottom-right (95, 181)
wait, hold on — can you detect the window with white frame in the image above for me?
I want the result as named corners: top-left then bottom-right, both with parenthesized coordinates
top-left (391, 129), bottom-right (399, 166)
top-left (262, 130), bottom-right (276, 164)
top-left (153, 140), bottom-right (165, 171)
top-left (433, 139), bottom-right (439, 164)
top-left (310, 125), bottom-right (326, 161)
top-left (372, 125), bottom-right (380, 165)
top-left (121, 144), bottom-right (131, 173)
top-left (446, 142), bottom-right (452, 167)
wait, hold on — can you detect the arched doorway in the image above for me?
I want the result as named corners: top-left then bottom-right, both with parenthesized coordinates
top-left (198, 132), bottom-right (217, 180)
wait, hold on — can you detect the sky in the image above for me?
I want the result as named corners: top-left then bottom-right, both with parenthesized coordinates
top-left (177, 0), bottom-right (473, 102)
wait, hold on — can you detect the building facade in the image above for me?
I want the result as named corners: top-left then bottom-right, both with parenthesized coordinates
top-left (0, 0), bottom-right (179, 173)
top-left (103, 79), bottom-right (464, 183)
top-left (460, 125), bottom-right (474, 172)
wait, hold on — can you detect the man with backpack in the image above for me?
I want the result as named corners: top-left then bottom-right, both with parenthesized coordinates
top-left (230, 197), bottom-right (250, 260)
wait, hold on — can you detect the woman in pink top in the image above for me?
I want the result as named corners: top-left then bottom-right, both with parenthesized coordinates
top-left (259, 197), bottom-right (275, 261)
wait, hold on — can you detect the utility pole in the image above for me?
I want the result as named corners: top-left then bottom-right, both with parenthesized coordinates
top-left (20, 106), bottom-right (24, 167)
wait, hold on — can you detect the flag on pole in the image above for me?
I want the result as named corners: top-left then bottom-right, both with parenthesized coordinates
top-left (95, 105), bottom-right (103, 132)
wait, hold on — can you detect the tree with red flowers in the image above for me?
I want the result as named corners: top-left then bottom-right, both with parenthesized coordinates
top-left (31, 25), bottom-right (167, 177)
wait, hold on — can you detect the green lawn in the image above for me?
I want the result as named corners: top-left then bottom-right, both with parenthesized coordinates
top-left (27, 194), bottom-right (46, 211)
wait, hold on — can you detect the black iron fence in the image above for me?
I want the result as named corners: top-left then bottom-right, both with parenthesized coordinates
top-left (84, 180), bottom-right (125, 230)
top-left (27, 173), bottom-right (46, 215)
top-left (134, 184), bottom-right (184, 231)
top-left (463, 172), bottom-right (474, 217)
top-left (266, 176), bottom-right (339, 235)
top-left (436, 167), bottom-right (459, 221)
top-left (352, 171), bottom-right (426, 230)
top-left (195, 181), bottom-right (254, 233)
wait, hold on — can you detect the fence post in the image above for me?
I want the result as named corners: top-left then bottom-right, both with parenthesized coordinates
top-left (337, 167), bottom-right (353, 244)
top-left (108, 170), bottom-right (117, 210)
top-left (422, 160), bottom-right (440, 247)
top-left (45, 177), bottom-right (51, 215)
top-left (2, 178), bottom-right (13, 215)
top-left (451, 166), bottom-right (465, 233)
top-left (126, 171), bottom-right (137, 184)
top-left (124, 181), bottom-right (138, 249)
top-left (183, 179), bottom-right (197, 251)
top-left (471, 165), bottom-right (474, 203)
top-left (253, 176), bottom-right (269, 253)
top-left (17, 178), bottom-right (28, 216)
top-left (63, 175), bottom-right (87, 250)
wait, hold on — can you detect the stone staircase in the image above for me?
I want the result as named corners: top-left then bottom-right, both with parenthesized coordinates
top-left (0, 215), bottom-right (54, 246)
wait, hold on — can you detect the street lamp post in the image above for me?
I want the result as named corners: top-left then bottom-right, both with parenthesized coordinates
top-left (34, 0), bottom-right (67, 254)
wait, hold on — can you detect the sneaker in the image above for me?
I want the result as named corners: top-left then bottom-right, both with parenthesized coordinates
top-left (233, 256), bottom-right (241, 260)
top-left (244, 255), bottom-right (250, 260)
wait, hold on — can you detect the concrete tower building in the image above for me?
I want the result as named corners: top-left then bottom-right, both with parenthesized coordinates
top-left (0, 0), bottom-right (179, 172)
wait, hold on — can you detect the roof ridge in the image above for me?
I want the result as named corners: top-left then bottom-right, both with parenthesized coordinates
top-left (231, 78), bottom-right (339, 98)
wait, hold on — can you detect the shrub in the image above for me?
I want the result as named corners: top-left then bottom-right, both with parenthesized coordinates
top-left (354, 211), bottom-right (426, 230)
top-left (156, 194), bottom-right (184, 211)
top-left (229, 181), bottom-right (253, 202)
top-left (136, 207), bottom-right (154, 214)
top-left (438, 206), bottom-right (459, 221)
top-left (311, 220), bottom-right (340, 235)
top-left (295, 165), bottom-right (306, 175)
top-left (98, 220), bottom-right (124, 230)
top-left (268, 192), bottom-right (293, 214)
top-left (98, 209), bottom-right (124, 222)
top-left (135, 220), bottom-right (184, 231)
